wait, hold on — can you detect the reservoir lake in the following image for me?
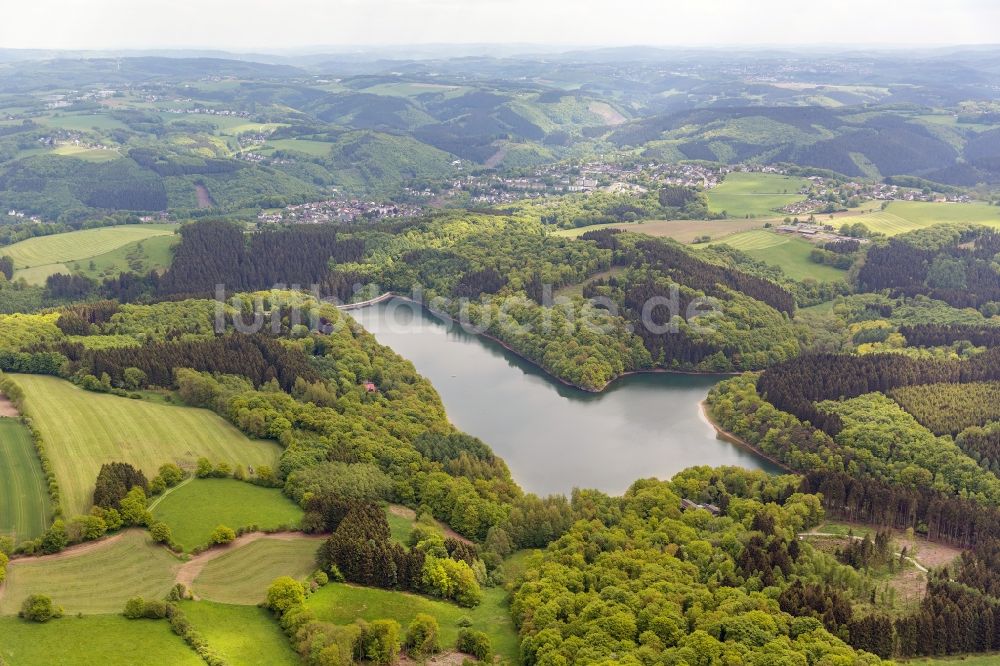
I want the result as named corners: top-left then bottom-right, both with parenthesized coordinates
top-left (352, 298), bottom-right (781, 496)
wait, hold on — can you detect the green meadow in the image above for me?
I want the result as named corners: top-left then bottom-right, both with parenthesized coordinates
top-left (707, 172), bottom-right (811, 217)
top-left (307, 584), bottom-right (520, 661)
top-left (0, 418), bottom-right (50, 542)
top-left (702, 229), bottom-right (848, 282)
top-left (10, 375), bottom-right (282, 517)
top-left (179, 601), bottom-right (299, 665)
top-left (0, 614), bottom-right (201, 665)
top-left (191, 537), bottom-right (320, 604)
top-left (151, 479), bottom-right (303, 552)
top-left (0, 530), bottom-right (179, 616)
top-left (4, 224), bottom-right (177, 284)
top-left (835, 200), bottom-right (1000, 236)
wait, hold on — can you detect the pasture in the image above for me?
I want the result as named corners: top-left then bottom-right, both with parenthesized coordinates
top-left (701, 229), bottom-right (848, 282)
top-left (48, 144), bottom-right (121, 162)
top-left (553, 217), bottom-right (768, 243)
top-left (3, 224), bottom-right (176, 271)
top-left (11, 264), bottom-right (70, 285)
top-left (151, 479), bottom-right (303, 552)
top-left (38, 113), bottom-right (130, 132)
top-left (834, 200), bottom-right (1000, 236)
top-left (9, 375), bottom-right (282, 517)
top-left (263, 138), bottom-right (334, 156)
top-left (0, 419), bottom-right (50, 542)
top-left (307, 584), bottom-right (519, 661)
top-left (0, 530), bottom-right (179, 615)
top-left (74, 234), bottom-right (179, 280)
top-left (179, 601), bottom-right (299, 665)
top-left (706, 172), bottom-right (810, 217)
top-left (0, 615), bottom-right (201, 665)
top-left (190, 536), bottom-right (320, 604)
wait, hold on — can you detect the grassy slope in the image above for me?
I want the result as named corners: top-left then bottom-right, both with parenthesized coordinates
top-left (179, 601), bottom-right (299, 666)
top-left (0, 530), bottom-right (179, 615)
top-left (835, 200), bottom-right (1000, 236)
top-left (706, 172), bottom-right (810, 217)
top-left (0, 419), bottom-right (50, 542)
top-left (552, 218), bottom-right (768, 242)
top-left (192, 537), bottom-right (319, 604)
top-left (74, 234), bottom-right (179, 280)
top-left (10, 375), bottom-right (281, 517)
top-left (0, 615), bottom-right (202, 665)
top-left (3, 224), bottom-right (176, 270)
top-left (702, 229), bottom-right (847, 281)
top-left (151, 479), bottom-right (303, 552)
top-left (307, 584), bottom-right (520, 662)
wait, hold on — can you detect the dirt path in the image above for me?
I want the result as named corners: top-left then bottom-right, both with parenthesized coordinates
top-left (147, 476), bottom-right (193, 512)
top-left (175, 531), bottom-right (324, 596)
top-left (7, 531), bottom-right (128, 565)
top-left (0, 393), bottom-right (19, 417)
top-left (387, 504), bottom-right (472, 546)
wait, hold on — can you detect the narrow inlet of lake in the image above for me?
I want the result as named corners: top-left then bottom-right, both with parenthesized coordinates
top-left (351, 299), bottom-right (782, 496)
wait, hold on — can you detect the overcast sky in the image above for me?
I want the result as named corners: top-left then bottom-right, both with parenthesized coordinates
top-left (1, 0), bottom-right (998, 51)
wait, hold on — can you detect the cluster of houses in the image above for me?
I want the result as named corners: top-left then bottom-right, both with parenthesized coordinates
top-left (5, 210), bottom-right (41, 223)
top-left (257, 198), bottom-right (424, 225)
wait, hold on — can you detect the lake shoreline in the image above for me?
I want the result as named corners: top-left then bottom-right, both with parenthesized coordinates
top-left (346, 293), bottom-right (739, 394)
top-left (699, 399), bottom-right (795, 473)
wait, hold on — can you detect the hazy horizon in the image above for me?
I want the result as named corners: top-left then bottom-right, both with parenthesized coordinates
top-left (1, 0), bottom-right (998, 52)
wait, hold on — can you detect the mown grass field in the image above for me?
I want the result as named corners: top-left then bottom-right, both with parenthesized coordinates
top-left (307, 584), bottom-right (520, 661)
top-left (151, 479), bottom-right (303, 552)
top-left (38, 113), bottom-right (130, 132)
top-left (553, 217), bottom-right (768, 242)
top-left (10, 263), bottom-right (70, 285)
top-left (0, 614), bottom-right (202, 665)
top-left (834, 200), bottom-right (1000, 236)
top-left (179, 601), bottom-right (299, 665)
top-left (48, 145), bottom-right (122, 162)
top-left (0, 530), bottom-right (179, 615)
top-left (702, 229), bottom-right (848, 281)
top-left (192, 536), bottom-right (320, 604)
top-left (10, 375), bottom-right (282, 517)
top-left (73, 234), bottom-right (179, 280)
top-left (706, 172), bottom-right (810, 217)
top-left (0, 419), bottom-right (50, 542)
top-left (263, 138), bottom-right (335, 156)
top-left (903, 654), bottom-right (1000, 665)
top-left (4, 224), bottom-right (177, 284)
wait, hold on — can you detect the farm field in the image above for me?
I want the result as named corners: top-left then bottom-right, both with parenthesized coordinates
top-left (0, 614), bottom-right (202, 665)
top-left (48, 144), bottom-right (121, 162)
top-left (11, 263), bottom-right (70, 285)
top-left (9, 375), bottom-right (282, 517)
top-left (37, 112), bottom-right (130, 132)
top-left (74, 234), bottom-right (179, 280)
top-left (0, 530), bottom-right (179, 615)
top-left (834, 200), bottom-right (1000, 236)
top-left (3, 224), bottom-right (177, 273)
top-left (553, 217), bottom-right (769, 242)
top-left (307, 584), bottom-right (520, 661)
top-left (0, 419), bottom-right (50, 542)
top-left (706, 172), bottom-right (811, 217)
top-left (262, 138), bottom-right (335, 156)
top-left (178, 601), bottom-right (299, 665)
top-left (701, 229), bottom-right (848, 281)
top-left (190, 535), bottom-right (320, 604)
top-left (151, 479), bottom-right (303, 552)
